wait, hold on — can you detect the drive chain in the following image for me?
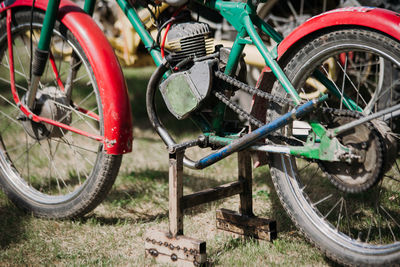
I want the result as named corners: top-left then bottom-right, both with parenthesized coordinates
top-left (215, 70), bottom-right (295, 108)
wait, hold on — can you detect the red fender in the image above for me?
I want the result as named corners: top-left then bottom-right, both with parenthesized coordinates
top-left (279, 7), bottom-right (400, 57)
top-left (258, 7), bottom-right (400, 77)
top-left (0, 0), bottom-right (133, 154)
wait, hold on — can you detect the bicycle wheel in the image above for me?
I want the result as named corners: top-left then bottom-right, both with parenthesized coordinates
top-left (0, 10), bottom-right (122, 218)
top-left (268, 28), bottom-right (400, 265)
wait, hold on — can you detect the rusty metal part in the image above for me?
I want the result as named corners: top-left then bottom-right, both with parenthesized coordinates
top-left (319, 109), bottom-right (385, 193)
top-left (20, 87), bottom-right (71, 140)
top-left (144, 230), bottom-right (206, 266)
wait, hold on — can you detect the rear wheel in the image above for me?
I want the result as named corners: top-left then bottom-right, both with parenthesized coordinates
top-left (268, 28), bottom-right (400, 265)
top-left (0, 10), bottom-right (121, 218)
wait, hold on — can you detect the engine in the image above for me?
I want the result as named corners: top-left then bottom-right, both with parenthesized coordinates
top-left (160, 21), bottom-right (216, 120)
top-left (159, 21), bottom-right (246, 121)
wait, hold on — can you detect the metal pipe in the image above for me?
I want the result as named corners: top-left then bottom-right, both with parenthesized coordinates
top-left (195, 96), bottom-right (326, 169)
top-left (331, 103), bottom-right (400, 137)
top-left (146, 61), bottom-right (198, 169)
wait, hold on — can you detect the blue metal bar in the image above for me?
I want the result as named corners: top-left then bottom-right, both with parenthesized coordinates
top-left (195, 95), bottom-right (328, 169)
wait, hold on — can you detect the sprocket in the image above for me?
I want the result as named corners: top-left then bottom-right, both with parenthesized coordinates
top-left (319, 109), bottom-right (385, 193)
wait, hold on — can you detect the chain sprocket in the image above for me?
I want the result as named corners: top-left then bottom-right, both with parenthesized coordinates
top-left (318, 109), bottom-right (385, 193)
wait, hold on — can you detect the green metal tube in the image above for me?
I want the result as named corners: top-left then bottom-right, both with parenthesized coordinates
top-left (210, 30), bottom-right (247, 133)
top-left (243, 15), bottom-right (301, 105)
top-left (210, 34), bottom-right (245, 133)
top-left (116, 0), bottom-right (162, 66)
top-left (37, 0), bottom-right (61, 51)
top-left (253, 16), bottom-right (283, 44)
top-left (225, 30), bottom-right (246, 75)
top-left (313, 70), bottom-right (362, 112)
top-left (83, 0), bottom-right (96, 16)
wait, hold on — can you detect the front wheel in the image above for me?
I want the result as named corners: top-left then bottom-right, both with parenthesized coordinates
top-left (0, 10), bottom-right (121, 218)
top-left (268, 28), bottom-right (400, 265)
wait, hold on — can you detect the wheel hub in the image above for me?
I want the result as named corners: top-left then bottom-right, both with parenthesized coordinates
top-left (321, 115), bottom-right (384, 193)
top-left (21, 87), bottom-right (72, 140)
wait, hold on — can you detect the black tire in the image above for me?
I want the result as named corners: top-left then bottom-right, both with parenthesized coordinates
top-left (268, 28), bottom-right (400, 265)
top-left (0, 9), bottom-right (122, 218)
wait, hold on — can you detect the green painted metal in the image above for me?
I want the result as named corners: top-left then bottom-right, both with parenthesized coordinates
top-left (203, 0), bottom-right (249, 33)
top-left (37, 0), bottom-right (61, 51)
top-left (83, 0), bottom-right (96, 16)
top-left (208, 135), bottom-right (236, 146)
top-left (243, 15), bottom-right (301, 105)
top-left (225, 29), bottom-right (247, 76)
top-left (290, 132), bottom-right (352, 162)
top-left (253, 15), bottom-right (283, 43)
top-left (313, 70), bottom-right (362, 112)
top-left (210, 29), bottom-right (248, 134)
top-left (116, 0), bottom-right (163, 67)
top-left (190, 114), bottom-right (212, 132)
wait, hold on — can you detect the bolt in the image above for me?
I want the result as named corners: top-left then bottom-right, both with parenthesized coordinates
top-left (164, 242), bottom-right (169, 247)
top-left (169, 244), bottom-right (174, 250)
top-left (361, 142), bottom-right (367, 149)
top-left (149, 249), bottom-right (158, 257)
top-left (171, 253), bottom-right (178, 261)
top-left (183, 248), bottom-right (188, 253)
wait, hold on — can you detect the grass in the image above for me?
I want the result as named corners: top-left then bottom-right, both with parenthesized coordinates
top-left (0, 66), bottom-right (334, 266)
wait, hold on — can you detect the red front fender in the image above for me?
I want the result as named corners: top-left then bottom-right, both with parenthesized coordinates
top-left (1, 0), bottom-right (133, 154)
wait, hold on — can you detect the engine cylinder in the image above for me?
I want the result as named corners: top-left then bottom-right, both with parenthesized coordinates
top-left (167, 22), bottom-right (214, 62)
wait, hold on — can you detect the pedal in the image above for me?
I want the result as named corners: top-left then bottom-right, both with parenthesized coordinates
top-left (216, 208), bottom-right (277, 241)
top-left (145, 229), bottom-right (207, 266)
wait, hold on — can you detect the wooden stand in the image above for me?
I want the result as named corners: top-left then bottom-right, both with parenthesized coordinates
top-left (145, 149), bottom-right (277, 266)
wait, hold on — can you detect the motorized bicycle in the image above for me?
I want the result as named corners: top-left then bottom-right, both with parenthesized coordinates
top-left (0, 0), bottom-right (400, 265)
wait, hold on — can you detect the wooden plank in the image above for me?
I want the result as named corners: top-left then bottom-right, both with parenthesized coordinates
top-left (145, 253), bottom-right (204, 267)
top-left (238, 151), bottom-right (253, 216)
top-left (216, 209), bottom-right (277, 241)
top-left (181, 181), bottom-right (243, 209)
top-left (169, 151), bottom-right (184, 236)
top-left (145, 229), bottom-right (206, 266)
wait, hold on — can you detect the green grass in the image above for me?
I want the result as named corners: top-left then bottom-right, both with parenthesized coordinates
top-left (0, 67), bottom-right (332, 266)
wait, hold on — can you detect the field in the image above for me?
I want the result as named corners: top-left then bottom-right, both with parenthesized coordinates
top-left (0, 67), bottom-right (335, 266)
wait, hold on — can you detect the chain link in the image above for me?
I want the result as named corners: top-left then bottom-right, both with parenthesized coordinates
top-left (214, 71), bottom-right (303, 145)
top-left (213, 91), bottom-right (264, 128)
top-left (215, 70), bottom-right (295, 108)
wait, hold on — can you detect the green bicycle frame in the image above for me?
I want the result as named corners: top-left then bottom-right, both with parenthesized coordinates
top-left (34, 0), bottom-right (356, 162)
